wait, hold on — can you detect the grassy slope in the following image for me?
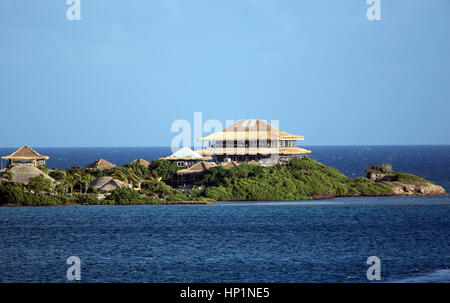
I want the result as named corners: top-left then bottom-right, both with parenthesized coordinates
top-left (199, 157), bottom-right (393, 201)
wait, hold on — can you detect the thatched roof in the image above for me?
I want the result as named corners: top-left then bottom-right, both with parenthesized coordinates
top-left (195, 147), bottom-right (312, 156)
top-left (132, 159), bottom-right (151, 167)
top-left (160, 147), bottom-right (212, 161)
top-left (90, 176), bottom-right (114, 189)
top-left (222, 161), bottom-right (240, 169)
top-left (7, 165), bottom-right (54, 185)
top-left (176, 161), bottom-right (215, 175)
top-left (90, 176), bottom-right (129, 192)
top-left (1, 146), bottom-right (49, 161)
top-left (198, 119), bottom-right (304, 142)
top-left (248, 160), bottom-right (261, 165)
top-left (85, 159), bottom-right (116, 170)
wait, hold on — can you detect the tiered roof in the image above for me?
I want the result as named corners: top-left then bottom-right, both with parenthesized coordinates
top-left (198, 119), bottom-right (304, 142)
top-left (195, 147), bottom-right (312, 156)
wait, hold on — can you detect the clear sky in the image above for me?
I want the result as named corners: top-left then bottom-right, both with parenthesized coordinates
top-left (0, 0), bottom-right (449, 147)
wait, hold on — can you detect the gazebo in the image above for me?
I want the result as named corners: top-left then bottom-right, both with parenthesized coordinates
top-left (1, 146), bottom-right (49, 168)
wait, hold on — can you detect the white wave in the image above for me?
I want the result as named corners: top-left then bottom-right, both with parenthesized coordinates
top-left (390, 269), bottom-right (450, 283)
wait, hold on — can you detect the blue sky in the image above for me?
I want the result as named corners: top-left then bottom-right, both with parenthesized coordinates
top-left (0, 0), bottom-right (449, 147)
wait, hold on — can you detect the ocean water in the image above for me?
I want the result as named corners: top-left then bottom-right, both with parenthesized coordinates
top-left (0, 197), bottom-right (448, 283)
top-left (0, 146), bottom-right (449, 282)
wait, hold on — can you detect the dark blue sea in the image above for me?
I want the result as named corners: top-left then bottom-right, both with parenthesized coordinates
top-left (0, 146), bottom-right (449, 282)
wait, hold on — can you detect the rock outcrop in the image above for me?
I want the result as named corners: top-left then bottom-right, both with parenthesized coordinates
top-left (367, 172), bottom-right (392, 182)
top-left (389, 182), bottom-right (446, 196)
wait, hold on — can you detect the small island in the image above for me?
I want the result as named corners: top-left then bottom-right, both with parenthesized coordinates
top-left (0, 119), bottom-right (447, 206)
top-left (0, 149), bottom-right (445, 206)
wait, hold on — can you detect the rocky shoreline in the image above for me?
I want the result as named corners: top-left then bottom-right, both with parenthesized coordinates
top-left (367, 170), bottom-right (446, 196)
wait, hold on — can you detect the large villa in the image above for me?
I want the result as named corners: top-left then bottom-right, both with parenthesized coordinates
top-left (195, 119), bottom-right (311, 165)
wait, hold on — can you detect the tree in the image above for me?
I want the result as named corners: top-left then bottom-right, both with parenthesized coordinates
top-left (112, 167), bottom-right (142, 188)
top-left (27, 175), bottom-right (53, 195)
top-left (106, 187), bottom-right (143, 205)
top-left (0, 183), bottom-right (28, 205)
top-left (1, 170), bottom-right (14, 182)
top-left (65, 175), bottom-right (75, 195)
top-left (39, 165), bottom-right (49, 174)
top-left (148, 160), bottom-right (179, 184)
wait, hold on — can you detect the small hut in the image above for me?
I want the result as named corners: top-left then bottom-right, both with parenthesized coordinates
top-left (7, 165), bottom-right (54, 185)
top-left (160, 147), bottom-right (212, 169)
top-left (222, 161), bottom-right (240, 169)
top-left (248, 160), bottom-right (261, 166)
top-left (1, 146), bottom-right (49, 168)
top-left (90, 176), bottom-right (130, 192)
top-left (85, 159), bottom-right (116, 171)
top-left (131, 159), bottom-right (151, 168)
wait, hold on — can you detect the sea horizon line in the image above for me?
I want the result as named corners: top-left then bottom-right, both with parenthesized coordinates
top-left (0, 144), bottom-right (449, 149)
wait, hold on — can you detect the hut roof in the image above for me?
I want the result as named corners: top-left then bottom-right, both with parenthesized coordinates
top-left (222, 161), bottom-right (240, 169)
top-left (85, 159), bottom-right (116, 170)
top-left (161, 147), bottom-right (212, 161)
top-left (90, 176), bottom-right (114, 189)
top-left (195, 147), bottom-right (312, 156)
top-left (90, 176), bottom-right (129, 192)
top-left (132, 159), bottom-right (151, 167)
top-left (1, 146), bottom-right (49, 161)
top-left (176, 161), bottom-right (215, 175)
top-left (7, 165), bottom-right (54, 185)
top-left (248, 160), bottom-right (261, 165)
top-left (198, 119), bottom-right (304, 142)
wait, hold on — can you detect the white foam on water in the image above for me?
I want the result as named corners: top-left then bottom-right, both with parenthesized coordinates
top-left (389, 269), bottom-right (450, 283)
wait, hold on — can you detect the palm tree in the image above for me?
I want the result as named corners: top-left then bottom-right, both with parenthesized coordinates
top-left (82, 174), bottom-right (94, 194)
top-left (65, 175), bottom-right (75, 195)
top-left (113, 167), bottom-right (143, 189)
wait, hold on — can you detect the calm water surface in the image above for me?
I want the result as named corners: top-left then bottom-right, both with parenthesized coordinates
top-left (0, 196), bottom-right (449, 282)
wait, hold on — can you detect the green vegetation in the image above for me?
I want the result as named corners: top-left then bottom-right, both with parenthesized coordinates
top-left (27, 175), bottom-right (53, 195)
top-left (1, 170), bottom-right (14, 182)
top-left (365, 163), bottom-right (433, 184)
top-left (0, 157), bottom-right (441, 206)
top-left (365, 163), bottom-right (393, 174)
top-left (148, 159), bottom-right (179, 185)
top-left (0, 182), bottom-right (76, 206)
top-left (196, 158), bottom-right (393, 201)
top-left (389, 172), bottom-right (431, 184)
top-left (0, 159), bottom-right (184, 206)
top-left (141, 180), bottom-right (185, 202)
